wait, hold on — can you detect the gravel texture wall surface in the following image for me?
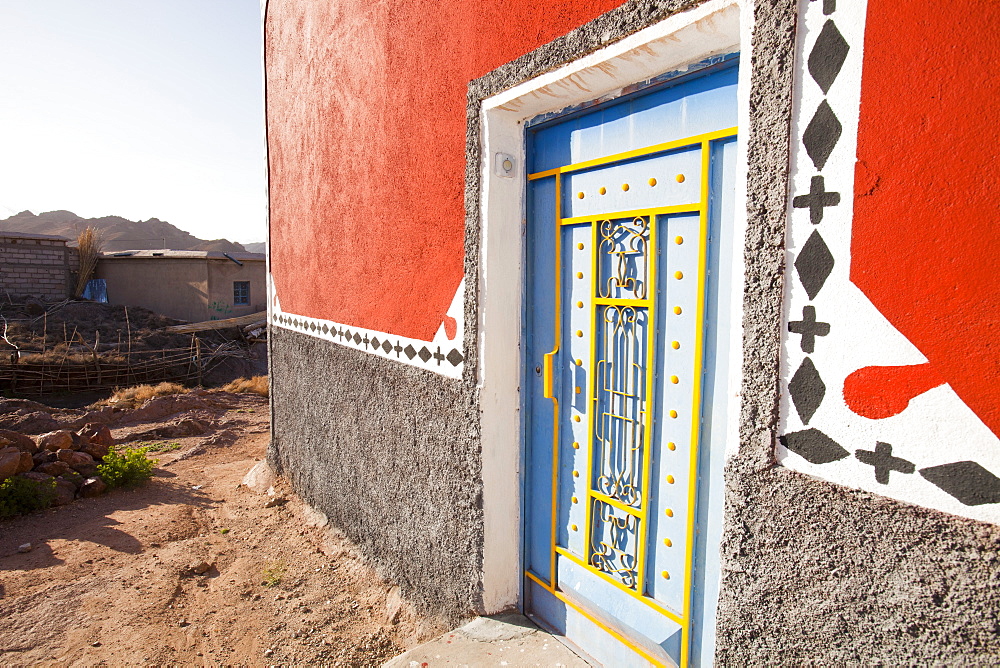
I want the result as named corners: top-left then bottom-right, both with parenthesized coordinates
top-left (269, 327), bottom-right (482, 622)
top-left (716, 0), bottom-right (1000, 663)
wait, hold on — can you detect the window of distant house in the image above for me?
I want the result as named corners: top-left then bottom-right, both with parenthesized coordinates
top-left (234, 281), bottom-right (250, 306)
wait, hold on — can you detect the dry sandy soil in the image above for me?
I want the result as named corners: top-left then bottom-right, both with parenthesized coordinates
top-left (0, 392), bottom-right (443, 666)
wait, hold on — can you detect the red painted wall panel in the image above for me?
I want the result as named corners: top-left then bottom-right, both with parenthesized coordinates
top-left (852, 0), bottom-right (1000, 436)
top-left (266, 0), bottom-right (625, 340)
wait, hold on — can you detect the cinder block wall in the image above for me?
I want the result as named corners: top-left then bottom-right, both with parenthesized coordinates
top-left (0, 236), bottom-right (72, 301)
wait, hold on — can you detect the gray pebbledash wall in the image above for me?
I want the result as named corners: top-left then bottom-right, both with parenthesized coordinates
top-left (711, 0), bottom-right (1000, 664)
top-left (268, 0), bottom-right (723, 624)
top-left (269, 329), bottom-right (483, 621)
top-left (268, 0), bottom-right (1000, 658)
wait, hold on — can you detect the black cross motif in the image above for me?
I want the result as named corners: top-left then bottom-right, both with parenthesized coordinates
top-left (393, 343), bottom-right (403, 357)
top-left (793, 175), bottom-right (841, 225)
top-left (433, 347), bottom-right (445, 365)
top-left (788, 305), bottom-right (830, 353)
top-left (856, 442), bottom-right (915, 484)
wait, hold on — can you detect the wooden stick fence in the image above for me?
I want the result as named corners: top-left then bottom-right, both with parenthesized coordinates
top-left (0, 336), bottom-right (240, 396)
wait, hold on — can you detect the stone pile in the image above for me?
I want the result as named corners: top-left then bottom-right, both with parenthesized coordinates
top-left (0, 423), bottom-right (116, 505)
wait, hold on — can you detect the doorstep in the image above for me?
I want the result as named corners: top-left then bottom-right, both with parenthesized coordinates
top-left (383, 613), bottom-right (594, 667)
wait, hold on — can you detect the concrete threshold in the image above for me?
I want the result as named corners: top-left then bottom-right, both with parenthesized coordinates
top-left (383, 613), bottom-right (594, 667)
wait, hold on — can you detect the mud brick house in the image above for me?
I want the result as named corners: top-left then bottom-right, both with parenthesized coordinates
top-left (264, 0), bottom-right (1000, 664)
top-left (95, 250), bottom-right (266, 322)
top-left (0, 231), bottom-right (77, 301)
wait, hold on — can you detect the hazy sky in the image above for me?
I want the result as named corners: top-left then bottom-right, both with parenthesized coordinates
top-left (0, 0), bottom-right (265, 243)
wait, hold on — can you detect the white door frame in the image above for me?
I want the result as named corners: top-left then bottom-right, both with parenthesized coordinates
top-left (477, 0), bottom-right (752, 615)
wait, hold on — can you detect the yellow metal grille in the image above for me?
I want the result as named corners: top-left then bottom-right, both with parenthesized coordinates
top-left (527, 126), bottom-right (738, 668)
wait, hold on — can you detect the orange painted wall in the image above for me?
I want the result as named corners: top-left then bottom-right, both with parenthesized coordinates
top-left (265, 0), bottom-right (625, 341)
top-left (851, 0), bottom-right (1000, 437)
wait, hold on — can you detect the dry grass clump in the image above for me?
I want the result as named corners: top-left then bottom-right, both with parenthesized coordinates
top-left (73, 226), bottom-right (104, 298)
top-left (19, 347), bottom-right (126, 365)
top-left (220, 376), bottom-right (268, 397)
top-left (98, 381), bottom-right (187, 408)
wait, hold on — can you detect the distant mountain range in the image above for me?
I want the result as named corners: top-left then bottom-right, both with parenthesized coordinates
top-left (0, 210), bottom-right (261, 254)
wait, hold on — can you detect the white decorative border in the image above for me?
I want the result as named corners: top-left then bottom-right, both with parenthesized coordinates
top-left (777, 0), bottom-right (1000, 525)
top-left (269, 278), bottom-right (465, 380)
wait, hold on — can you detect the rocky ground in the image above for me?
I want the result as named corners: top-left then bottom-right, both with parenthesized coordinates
top-left (0, 391), bottom-right (444, 666)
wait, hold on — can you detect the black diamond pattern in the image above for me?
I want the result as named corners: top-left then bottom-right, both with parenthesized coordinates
top-left (795, 230), bottom-right (835, 300)
top-left (789, 357), bottom-right (825, 424)
top-left (803, 100), bottom-right (842, 170)
top-left (808, 20), bottom-right (849, 94)
top-left (272, 310), bottom-right (464, 370)
top-left (920, 461), bottom-right (1000, 506)
top-left (780, 428), bottom-right (849, 464)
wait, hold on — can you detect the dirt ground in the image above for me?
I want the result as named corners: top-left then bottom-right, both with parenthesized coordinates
top-left (0, 392), bottom-right (443, 666)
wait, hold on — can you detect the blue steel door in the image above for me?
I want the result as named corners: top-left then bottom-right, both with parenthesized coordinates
top-left (523, 62), bottom-right (738, 667)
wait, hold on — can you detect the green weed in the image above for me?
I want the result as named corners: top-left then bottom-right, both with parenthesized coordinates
top-left (144, 441), bottom-right (182, 453)
top-left (97, 445), bottom-right (158, 489)
top-left (261, 560), bottom-right (286, 587)
top-left (0, 476), bottom-right (57, 518)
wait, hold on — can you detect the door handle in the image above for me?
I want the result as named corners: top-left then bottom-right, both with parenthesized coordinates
top-left (542, 351), bottom-right (555, 399)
